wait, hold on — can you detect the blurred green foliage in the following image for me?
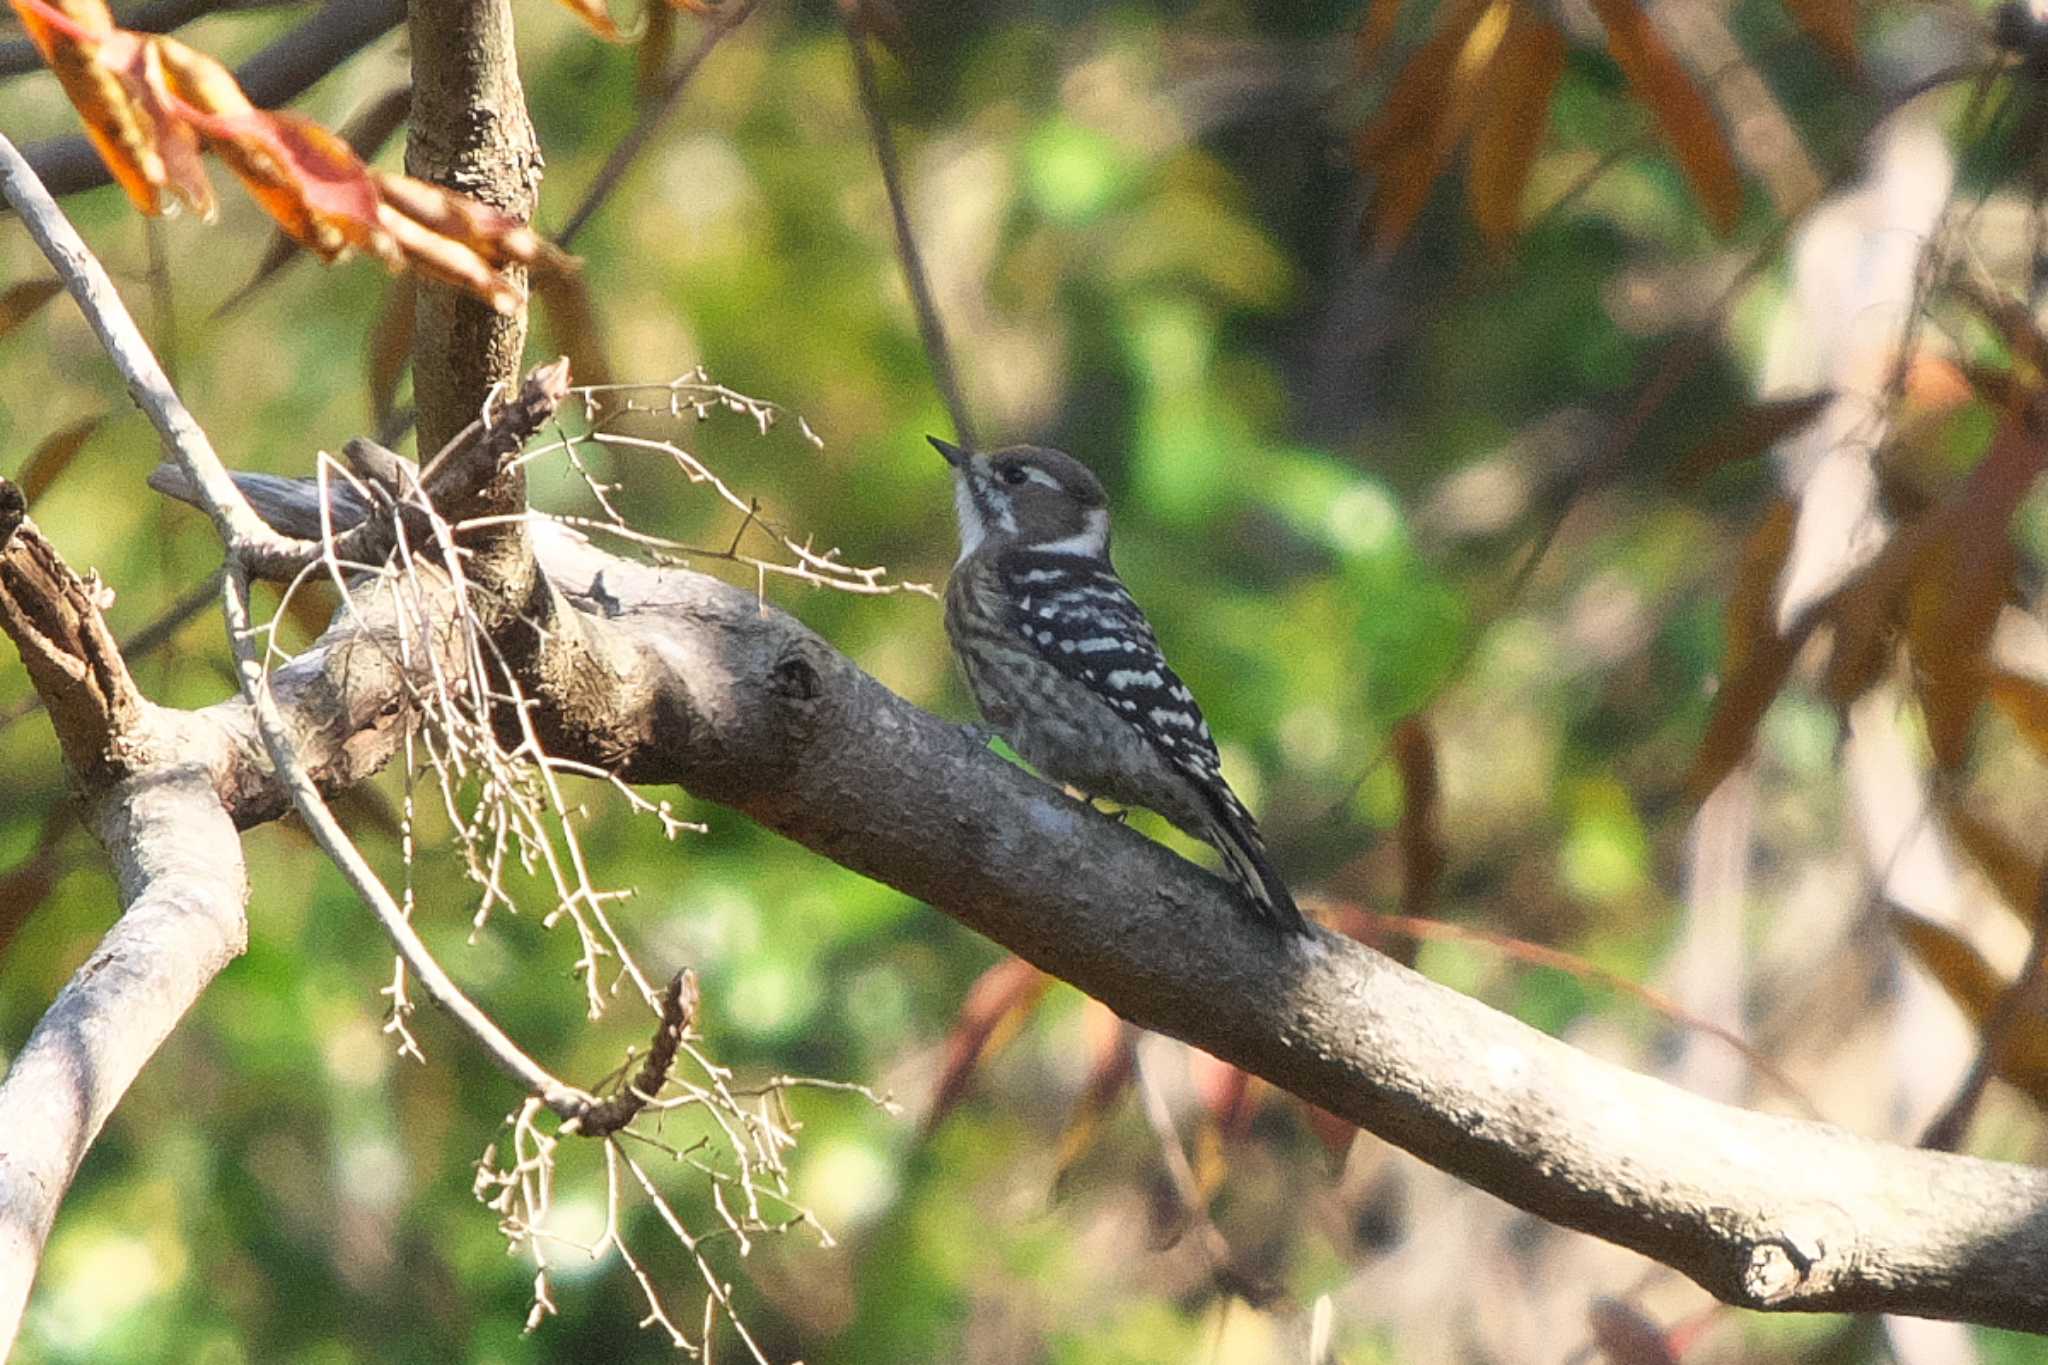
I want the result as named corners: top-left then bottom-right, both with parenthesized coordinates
top-left (2, 1), bottom-right (2044, 1361)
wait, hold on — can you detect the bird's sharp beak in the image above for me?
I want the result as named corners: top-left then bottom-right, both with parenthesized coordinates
top-left (928, 435), bottom-right (969, 469)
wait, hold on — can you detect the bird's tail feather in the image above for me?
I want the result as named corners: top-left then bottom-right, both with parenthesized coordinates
top-left (1199, 793), bottom-right (1308, 935)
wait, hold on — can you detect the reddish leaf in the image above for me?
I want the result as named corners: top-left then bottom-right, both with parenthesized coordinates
top-left (1299, 1103), bottom-right (1357, 1161)
top-left (217, 83), bottom-right (413, 315)
top-left (0, 279), bottom-right (65, 340)
top-left (17, 414), bottom-right (104, 506)
top-left (1670, 392), bottom-right (1833, 486)
top-left (9, 0), bottom-right (211, 215)
top-left (1051, 1004), bottom-right (1134, 1189)
top-left (1588, 1297), bottom-right (1680, 1365)
top-left (1187, 1047), bottom-right (1256, 1137)
top-left (1586, 0), bottom-right (1743, 234)
top-left (1465, 9), bottom-right (1565, 251)
top-left (923, 957), bottom-right (1053, 1131)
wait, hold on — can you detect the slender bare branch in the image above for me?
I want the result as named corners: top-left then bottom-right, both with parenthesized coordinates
top-left (555, 0), bottom-right (761, 250)
top-left (841, 13), bottom-right (978, 450)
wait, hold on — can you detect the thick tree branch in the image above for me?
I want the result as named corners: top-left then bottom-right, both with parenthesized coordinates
top-left (0, 505), bottom-right (250, 1355)
top-left (133, 454), bottom-right (2048, 1330)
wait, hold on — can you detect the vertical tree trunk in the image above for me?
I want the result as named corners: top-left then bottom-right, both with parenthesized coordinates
top-left (405, 0), bottom-right (538, 463)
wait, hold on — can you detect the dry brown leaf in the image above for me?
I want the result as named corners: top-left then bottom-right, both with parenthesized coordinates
top-left (18, 414), bottom-right (104, 506)
top-left (1671, 391), bottom-right (1833, 486)
top-left (1784, 0), bottom-right (1860, 67)
top-left (1942, 802), bottom-right (2041, 925)
top-left (1989, 671), bottom-right (2048, 761)
top-left (533, 263), bottom-right (613, 391)
top-left (1187, 1046), bottom-right (1256, 1138)
top-left (1391, 716), bottom-right (1446, 914)
top-left (1905, 415), bottom-right (2043, 770)
top-left (1587, 1297), bottom-right (1680, 1365)
top-left (366, 273), bottom-right (416, 432)
top-left (1587, 0), bottom-right (1743, 235)
top-left (637, 0), bottom-right (677, 98)
top-left (0, 279), bottom-right (65, 340)
top-left (1465, 9), bottom-right (1565, 251)
top-left (1892, 910), bottom-right (2048, 1106)
top-left (1356, 0), bottom-right (1502, 256)
top-left (922, 956), bottom-right (1053, 1132)
top-left (1688, 503), bottom-right (1800, 799)
top-left (1357, 0), bottom-right (1407, 67)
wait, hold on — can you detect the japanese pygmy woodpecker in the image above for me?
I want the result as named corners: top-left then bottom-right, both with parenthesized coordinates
top-left (935, 436), bottom-right (1307, 935)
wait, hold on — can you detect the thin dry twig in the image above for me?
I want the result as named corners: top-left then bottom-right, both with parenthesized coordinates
top-left (841, 11), bottom-right (978, 451)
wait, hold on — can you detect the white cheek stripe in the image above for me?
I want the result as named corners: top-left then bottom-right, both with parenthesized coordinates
top-left (952, 471), bottom-right (1016, 563)
top-left (1031, 507), bottom-right (1109, 557)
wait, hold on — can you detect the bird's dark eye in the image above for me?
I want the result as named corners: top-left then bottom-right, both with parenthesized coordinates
top-left (1000, 464), bottom-right (1029, 487)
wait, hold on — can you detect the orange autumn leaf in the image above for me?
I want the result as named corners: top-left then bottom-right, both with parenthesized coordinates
top-left (1466, 8), bottom-right (1566, 250)
top-left (1358, 0), bottom-right (1511, 257)
top-left (554, 0), bottom-right (625, 41)
top-left (14, 0), bottom-right (556, 314)
top-left (1586, 0), bottom-right (1743, 235)
top-left (1688, 502), bottom-right (1801, 799)
top-left (922, 956), bottom-right (1054, 1132)
top-left (1051, 1005), bottom-right (1135, 1190)
top-left (10, 0), bottom-right (210, 215)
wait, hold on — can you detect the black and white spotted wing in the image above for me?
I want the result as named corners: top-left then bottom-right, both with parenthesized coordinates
top-left (994, 548), bottom-right (1226, 781)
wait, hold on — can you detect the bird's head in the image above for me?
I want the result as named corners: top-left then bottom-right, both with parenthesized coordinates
top-left (931, 437), bottom-right (1110, 563)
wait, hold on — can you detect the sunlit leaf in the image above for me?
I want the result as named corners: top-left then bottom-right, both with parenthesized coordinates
top-left (922, 956), bottom-right (1053, 1132)
top-left (1670, 392), bottom-right (1833, 486)
top-left (554, 0), bottom-right (625, 41)
top-left (1586, 0), bottom-right (1743, 234)
top-left (1466, 9), bottom-right (1565, 251)
top-left (18, 414), bottom-right (104, 506)
top-left (9, 0), bottom-right (211, 216)
top-left (0, 279), bottom-right (65, 340)
top-left (217, 83), bottom-right (413, 316)
top-left (1892, 910), bottom-right (2048, 1106)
